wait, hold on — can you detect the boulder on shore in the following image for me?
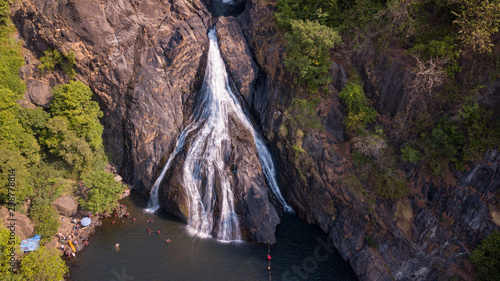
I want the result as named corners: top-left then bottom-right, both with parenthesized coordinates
top-left (0, 206), bottom-right (35, 241)
top-left (52, 195), bottom-right (77, 216)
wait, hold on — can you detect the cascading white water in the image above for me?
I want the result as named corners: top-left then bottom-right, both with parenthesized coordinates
top-left (146, 27), bottom-right (292, 241)
top-left (144, 127), bottom-right (193, 213)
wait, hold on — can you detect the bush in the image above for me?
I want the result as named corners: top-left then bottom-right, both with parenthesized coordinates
top-left (29, 204), bottom-right (60, 245)
top-left (459, 102), bottom-right (499, 162)
top-left (41, 81), bottom-right (106, 175)
top-left (452, 0), bottom-right (500, 54)
top-left (81, 170), bottom-right (124, 213)
top-left (38, 48), bottom-right (76, 79)
top-left (49, 81), bottom-right (104, 150)
top-left (20, 246), bottom-right (68, 281)
top-left (284, 19), bottom-right (340, 93)
top-left (422, 117), bottom-right (464, 175)
top-left (338, 81), bottom-right (377, 130)
top-left (0, 225), bottom-right (20, 274)
top-left (374, 168), bottom-right (408, 200)
top-left (0, 149), bottom-right (33, 205)
top-left (0, 18), bottom-right (26, 95)
top-left (286, 97), bottom-right (322, 130)
top-left (30, 162), bottom-right (69, 203)
top-left (401, 145), bottom-right (421, 163)
top-left (0, 1), bottom-right (10, 24)
top-left (470, 231), bottom-right (500, 281)
top-left (17, 106), bottom-right (50, 137)
top-left (0, 89), bottom-right (41, 165)
top-left (364, 235), bottom-right (378, 248)
top-left (276, 0), bottom-right (339, 28)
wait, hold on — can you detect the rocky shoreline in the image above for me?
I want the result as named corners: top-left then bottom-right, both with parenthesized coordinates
top-left (0, 166), bottom-right (132, 261)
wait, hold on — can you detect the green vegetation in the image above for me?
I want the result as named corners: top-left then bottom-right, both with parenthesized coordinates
top-left (0, 6), bottom-right (121, 279)
top-left (29, 204), bottom-right (60, 245)
top-left (338, 81), bottom-right (377, 130)
top-left (364, 235), bottom-right (378, 248)
top-left (452, 0), bottom-right (500, 54)
top-left (276, 0), bottom-right (341, 93)
top-left (0, 225), bottom-right (20, 274)
top-left (470, 231), bottom-right (500, 281)
top-left (38, 48), bottom-right (77, 79)
top-left (401, 145), bottom-right (420, 163)
top-left (41, 81), bottom-right (106, 176)
top-left (20, 246), bottom-right (68, 281)
top-left (283, 19), bottom-right (340, 93)
top-left (81, 170), bottom-right (125, 213)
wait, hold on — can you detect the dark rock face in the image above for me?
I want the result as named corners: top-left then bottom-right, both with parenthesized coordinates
top-left (216, 17), bottom-right (257, 103)
top-left (13, 0), bottom-right (280, 243)
top-left (14, 0), bottom-right (211, 194)
top-left (234, 1), bottom-right (499, 281)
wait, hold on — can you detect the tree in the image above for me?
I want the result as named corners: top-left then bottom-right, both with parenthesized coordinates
top-left (20, 246), bottom-right (68, 281)
top-left (453, 0), bottom-right (500, 53)
top-left (338, 81), bottom-right (377, 130)
top-left (276, 0), bottom-right (339, 28)
top-left (284, 19), bottom-right (340, 93)
top-left (81, 170), bottom-right (124, 213)
top-left (471, 231), bottom-right (500, 281)
top-left (29, 204), bottom-right (59, 245)
top-left (49, 81), bottom-right (103, 150)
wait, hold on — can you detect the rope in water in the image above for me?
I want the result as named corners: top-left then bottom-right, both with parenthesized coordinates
top-left (268, 239), bottom-right (272, 281)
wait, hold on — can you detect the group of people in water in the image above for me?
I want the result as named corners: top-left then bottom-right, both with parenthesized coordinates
top-left (113, 214), bottom-right (172, 250)
top-left (145, 219), bottom-right (172, 243)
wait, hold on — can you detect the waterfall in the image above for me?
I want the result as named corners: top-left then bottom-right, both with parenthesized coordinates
top-left (144, 127), bottom-right (193, 213)
top-left (145, 27), bottom-right (292, 241)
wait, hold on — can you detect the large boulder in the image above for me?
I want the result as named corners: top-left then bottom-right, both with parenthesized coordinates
top-left (52, 195), bottom-right (77, 216)
top-left (25, 79), bottom-right (52, 108)
top-left (0, 206), bottom-right (35, 241)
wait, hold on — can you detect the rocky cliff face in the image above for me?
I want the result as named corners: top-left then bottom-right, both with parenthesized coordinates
top-left (13, 0), bottom-right (282, 243)
top-left (12, 0), bottom-right (499, 279)
top-left (15, 0), bottom-right (211, 193)
top-left (231, 1), bottom-right (499, 280)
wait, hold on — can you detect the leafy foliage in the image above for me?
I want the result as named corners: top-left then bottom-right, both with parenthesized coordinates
top-left (29, 203), bottom-right (60, 245)
top-left (0, 18), bottom-right (26, 95)
top-left (38, 48), bottom-right (77, 79)
top-left (40, 81), bottom-right (106, 176)
top-left (422, 117), bottom-right (465, 175)
top-left (0, 225), bottom-right (20, 274)
top-left (470, 231), bottom-right (500, 281)
top-left (401, 145), bottom-right (421, 163)
top-left (20, 246), bottom-right (68, 281)
top-left (453, 0), bottom-right (500, 54)
top-left (338, 81), bottom-right (377, 130)
top-left (49, 81), bottom-right (104, 150)
top-left (283, 19), bottom-right (340, 93)
top-left (81, 170), bottom-right (124, 213)
top-left (276, 0), bottom-right (339, 28)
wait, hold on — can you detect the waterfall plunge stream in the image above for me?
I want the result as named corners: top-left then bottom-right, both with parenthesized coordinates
top-left (146, 28), bottom-right (292, 241)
